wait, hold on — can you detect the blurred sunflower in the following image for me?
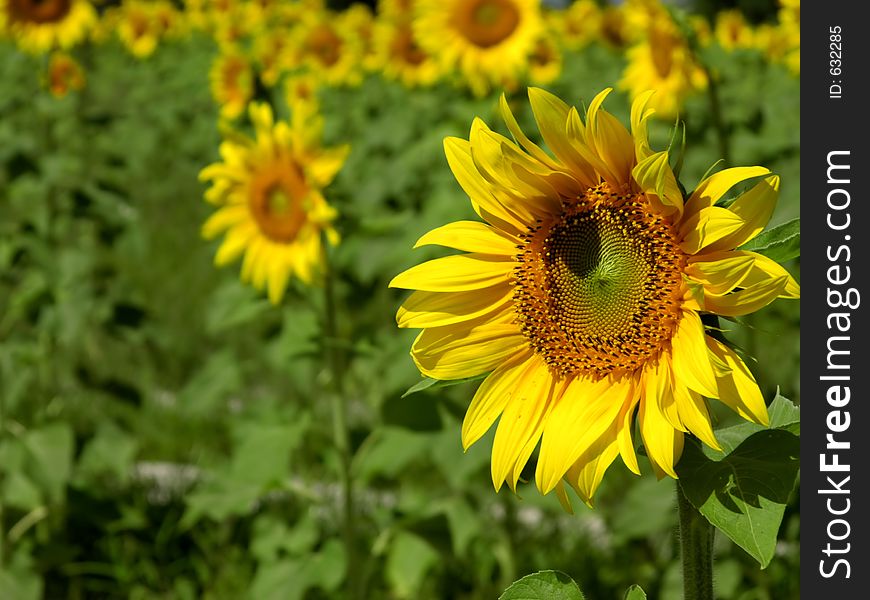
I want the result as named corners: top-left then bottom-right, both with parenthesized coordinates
top-left (527, 35), bottom-right (561, 86)
top-left (549, 0), bottom-right (599, 51)
top-left (208, 49), bottom-right (254, 120)
top-left (44, 50), bottom-right (84, 97)
top-left (253, 27), bottom-right (292, 87)
top-left (714, 9), bottom-right (755, 51)
top-left (390, 88), bottom-right (799, 507)
top-left (414, 0), bottom-right (542, 96)
top-left (292, 11), bottom-right (362, 86)
top-left (373, 18), bottom-right (441, 88)
top-left (620, 21), bottom-right (706, 119)
top-left (377, 0), bottom-right (414, 21)
top-left (117, 1), bottom-right (160, 59)
top-left (200, 102), bottom-right (349, 304)
top-left (1, 0), bottom-right (95, 53)
top-left (598, 5), bottom-right (629, 49)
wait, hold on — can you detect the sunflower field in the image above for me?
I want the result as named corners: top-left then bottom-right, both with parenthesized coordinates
top-left (0, 0), bottom-right (800, 599)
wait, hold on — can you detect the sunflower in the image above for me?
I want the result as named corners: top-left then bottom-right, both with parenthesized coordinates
top-left (373, 18), bottom-right (442, 88)
top-left (620, 20), bottom-right (707, 119)
top-left (548, 0), bottom-right (599, 51)
top-left (714, 9), bottom-right (755, 51)
top-left (200, 103), bottom-right (349, 304)
top-left (413, 0), bottom-right (542, 96)
top-left (291, 11), bottom-right (362, 86)
top-left (1, 0), bottom-right (95, 53)
top-left (527, 34), bottom-right (561, 86)
top-left (390, 88), bottom-right (799, 508)
top-left (44, 50), bottom-right (84, 97)
top-left (208, 49), bottom-right (254, 120)
top-left (117, 1), bottom-right (160, 59)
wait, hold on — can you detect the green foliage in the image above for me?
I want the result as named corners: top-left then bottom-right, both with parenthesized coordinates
top-left (739, 218), bottom-right (801, 262)
top-left (677, 396), bottom-right (800, 568)
top-left (499, 570), bottom-right (586, 600)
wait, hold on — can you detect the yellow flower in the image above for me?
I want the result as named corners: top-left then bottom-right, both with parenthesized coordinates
top-left (117, 1), bottom-right (160, 58)
top-left (377, 0), bottom-right (415, 21)
top-left (714, 9), bottom-right (755, 51)
top-left (373, 18), bottom-right (442, 88)
top-left (200, 102), bottom-right (349, 304)
top-left (413, 0), bottom-right (542, 97)
top-left (44, 50), bottom-right (84, 97)
top-left (291, 10), bottom-right (362, 86)
top-left (620, 20), bottom-right (707, 119)
top-left (527, 34), bottom-right (561, 86)
top-left (253, 27), bottom-right (293, 87)
top-left (208, 49), bottom-right (254, 121)
top-left (1, 0), bottom-right (95, 53)
top-left (548, 0), bottom-right (599, 51)
top-left (390, 88), bottom-right (799, 508)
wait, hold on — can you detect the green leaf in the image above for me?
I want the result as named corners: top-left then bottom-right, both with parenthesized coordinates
top-left (23, 422), bottom-right (74, 505)
top-left (386, 531), bottom-right (440, 599)
top-left (499, 570), bottom-right (586, 600)
top-left (0, 567), bottom-right (42, 600)
top-left (624, 584), bottom-right (648, 600)
top-left (677, 429), bottom-right (799, 568)
top-left (402, 374), bottom-right (487, 398)
top-left (738, 218), bottom-right (800, 262)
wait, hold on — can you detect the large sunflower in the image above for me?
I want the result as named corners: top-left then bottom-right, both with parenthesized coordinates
top-left (413, 0), bottom-right (542, 96)
top-left (390, 88), bottom-right (799, 508)
top-left (1, 0), bottom-right (95, 53)
top-left (200, 103), bottom-right (349, 304)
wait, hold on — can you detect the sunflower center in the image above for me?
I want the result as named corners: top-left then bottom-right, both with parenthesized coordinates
top-left (513, 185), bottom-right (686, 379)
top-left (306, 25), bottom-right (342, 67)
top-left (453, 0), bottom-right (520, 48)
top-left (392, 25), bottom-right (427, 65)
top-left (8, 0), bottom-right (71, 24)
top-left (248, 164), bottom-right (309, 243)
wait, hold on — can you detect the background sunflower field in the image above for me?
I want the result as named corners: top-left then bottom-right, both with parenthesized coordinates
top-left (0, 0), bottom-right (799, 598)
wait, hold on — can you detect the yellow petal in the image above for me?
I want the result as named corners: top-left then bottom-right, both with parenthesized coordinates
top-left (702, 276), bottom-right (788, 316)
top-left (201, 205), bottom-right (249, 239)
top-left (706, 337), bottom-right (769, 426)
top-left (685, 250), bottom-right (756, 294)
top-left (617, 391), bottom-right (641, 475)
top-left (632, 151), bottom-right (683, 216)
top-left (670, 311), bottom-right (719, 398)
top-left (679, 206), bottom-right (746, 254)
top-left (213, 222), bottom-right (257, 266)
top-left (527, 87), bottom-right (589, 174)
top-left (684, 166), bottom-right (770, 218)
top-left (490, 355), bottom-right (556, 491)
top-left (389, 254), bottom-right (514, 292)
top-left (498, 94), bottom-right (560, 170)
top-left (673, 382), bottom-right (721, 451)
top-left (536, 375), bottom-right (633, 494)
top-left (646, 354), bottom-right (686, 433)
top-left (638, 390), bottom-right (684, 479)
top-left (414, 221), bottom-right (519, 256)
top-left (739, 251), bottom-right (800, 298)
top-left (462, 351), bottom-right (535, 449)
top-left (630, 90), bottom-right (656, 161)
top-left (704, 175), bottom-right (779, 252)
top-left (565, 428), bottom-right (620, 506)
top-left (411, 314), bottom-right (526, 381)
top-left (586, 88), bottom-right (635, 187)
top-left (443, 137), bottom-right (523, 234)
top-left (397, 286), bottom-right (513, 329)
top-left (266, 258), bottom-right (291, 305)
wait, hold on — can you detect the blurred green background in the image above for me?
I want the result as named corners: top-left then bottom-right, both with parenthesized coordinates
top-left (0, 1), bottom-right (799, 598)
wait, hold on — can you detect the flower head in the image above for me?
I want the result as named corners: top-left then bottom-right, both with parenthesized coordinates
top-left (200, 102), bottom-right (349, 303)
top-left (413, 0), bottom-right (542, 96)
top-left (1, 0), bottom-right (95, 53)
top-left (391, 88), bottom-right (799, 508)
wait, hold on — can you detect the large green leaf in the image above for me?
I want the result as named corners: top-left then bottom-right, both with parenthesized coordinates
top-left (677, 396), bottom-right (800, 568)
top-left (738, 218), bottom-right (800, 262)
top-left (499, 571), bottom-right (585, 600)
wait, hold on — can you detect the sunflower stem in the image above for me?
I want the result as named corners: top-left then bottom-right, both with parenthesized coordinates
top-left (677, 481), bottom-right (714, 600)
top-left (322, 244), bottom-right (360, 600)
top-left (703, 65), bottom-right (731, 166)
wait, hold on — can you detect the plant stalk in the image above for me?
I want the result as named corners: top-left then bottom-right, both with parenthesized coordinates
top-left (678, 481), bottom-right (714, 600)
top-left (703, 65), bottom-right (731, 166)
top-left (322, 244), bottom-right (359, 600)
